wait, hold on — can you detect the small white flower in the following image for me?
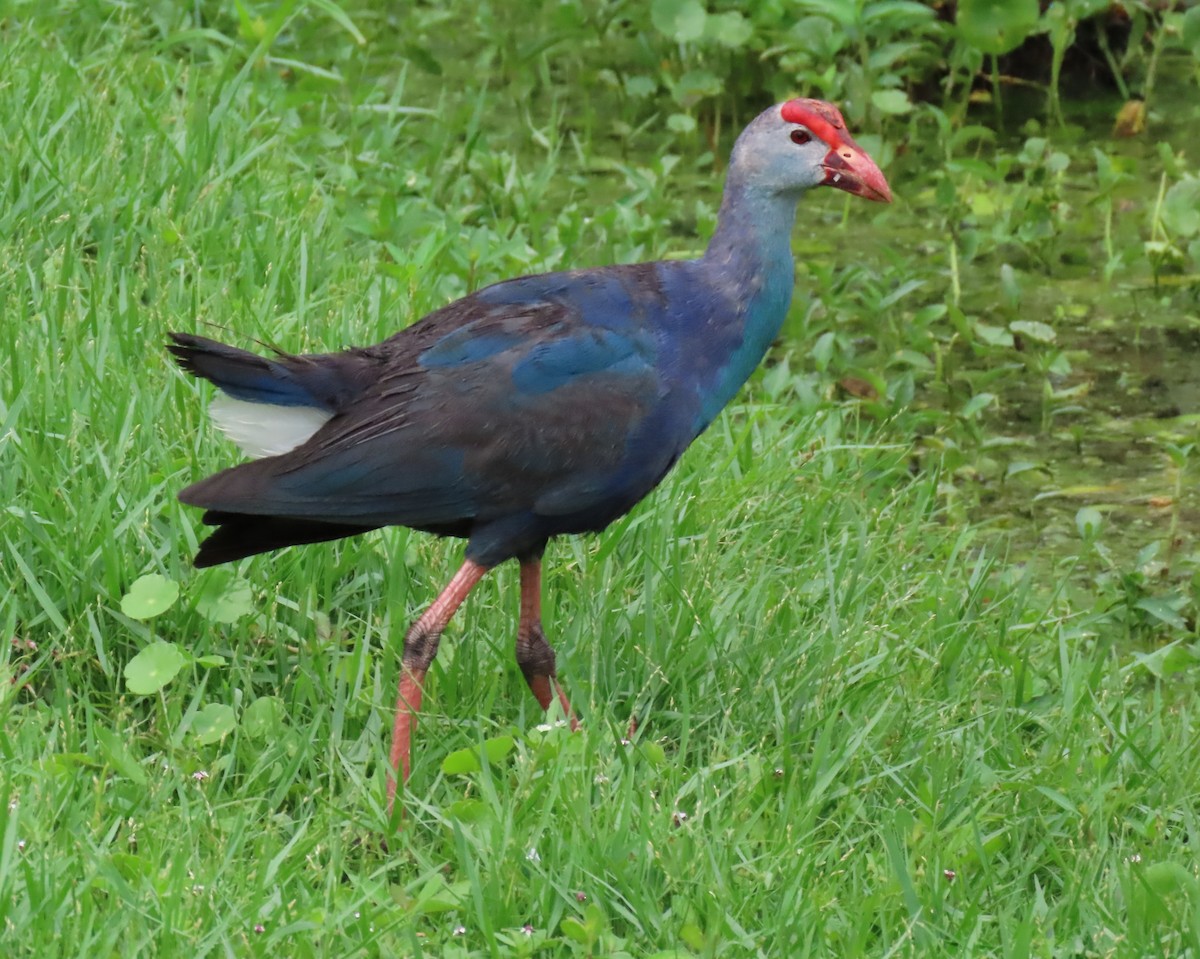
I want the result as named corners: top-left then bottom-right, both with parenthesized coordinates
top-left (525, 847), bottom-right (541, 863)
top-left (452, 925), bottom-right (466, 936)
top-left (192, 770), bottom-right (209, 782)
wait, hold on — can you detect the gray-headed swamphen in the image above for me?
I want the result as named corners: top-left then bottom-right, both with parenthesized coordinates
top-left (169, 99), bottom-right (892, 808)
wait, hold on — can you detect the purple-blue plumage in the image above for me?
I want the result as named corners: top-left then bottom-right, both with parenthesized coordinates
top-left (168, 99), bottom-right (892, 806)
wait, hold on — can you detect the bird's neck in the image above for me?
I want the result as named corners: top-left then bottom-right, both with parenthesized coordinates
top-left (685, 173), bottom-right (799, 428)
top-left (704, 172), bottom-right (799, 275)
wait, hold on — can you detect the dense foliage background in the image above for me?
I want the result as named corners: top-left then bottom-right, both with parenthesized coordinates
top-left (2, 1), bottom-right (1200, 956)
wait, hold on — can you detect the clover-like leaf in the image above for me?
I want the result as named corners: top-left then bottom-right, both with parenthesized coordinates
top-left (650, 0), bottom-right (706, 43)
top-left (243, 696), bottom-right (286, 741)
top-left (124, 641), bottom-right (186, 695)
top-left (957, 0), bottom-right (1039, 55)
top-left (441, 735), bottom-right (515, 775)
top-left (121, 574), bottom-right (179, 620)
top-left (196, 568), bottom-right (255, 624)
top-left (192, 703), bottom-right (237, 745)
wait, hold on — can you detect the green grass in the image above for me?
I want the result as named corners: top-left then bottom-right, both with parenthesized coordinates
top-left (3, 3), bottom-right (1200, 957)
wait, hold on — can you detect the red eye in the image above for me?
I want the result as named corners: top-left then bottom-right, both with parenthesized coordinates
top-left (790, 129), bottom-right (811, 145)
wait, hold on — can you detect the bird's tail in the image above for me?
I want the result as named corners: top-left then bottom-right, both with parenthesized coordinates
top-left (168, 332), bottom-right (380, 459)
top-left (190, 511), bottom-right (380, 567)
top-left (167, 332), bottom-right (377, 410)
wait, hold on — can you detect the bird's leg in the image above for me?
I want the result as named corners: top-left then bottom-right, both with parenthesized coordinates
top-left (515, 560), bottom-right (577, 729)
top-left (388, 559), bottom-right (489, 809)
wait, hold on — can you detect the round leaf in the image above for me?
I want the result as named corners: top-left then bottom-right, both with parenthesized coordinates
top-left (957, 0), bottom-right (1039, 55)
top-left (667, 113), bottom-right (696, 134)
top-left (120, 574), bottom-right (179, 620)
top-left (1183, 5), bottom-right (1200, 56)
top-left (650, 0), bottom-right (707, 43)
top-left (192, 703), bottom-right (237, 745)
top-left (672, 69), bottom-right (720, 108)
top-left (1162, 178), bottom-right (1200, 238)
top-left (871, 89), bottom-right (912, 115)
top-left (440, 735), bottom-right (515, 775)
top-left (624, 75), bottom-right (657, 99)
top-left (196, 569), bottom-right (255, 624)
top-left (441, 746), bottom-right (481, 775)
top-left (705, 11), bottom-right (752, 48)
top-left (243, 696), bottom-right (286, 740)
top-left (124, 641), bottom-right (186, 695)
top-left (447, 799), bottom-right (490, 823)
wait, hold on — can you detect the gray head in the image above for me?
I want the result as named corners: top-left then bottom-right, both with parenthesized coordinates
top-left (730, 99), bottom-right (892, 203)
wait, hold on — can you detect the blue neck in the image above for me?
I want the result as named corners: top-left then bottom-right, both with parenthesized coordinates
top-left (690, 174), bottom-right (800, 427)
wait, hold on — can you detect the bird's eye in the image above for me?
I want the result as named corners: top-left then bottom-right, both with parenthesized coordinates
top-left (790, 129), bottom-right (811, 145)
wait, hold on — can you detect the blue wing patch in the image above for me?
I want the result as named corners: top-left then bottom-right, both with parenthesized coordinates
top-left (512, 330), bottom-right (649, 395)
top-left (419, 325), bottom-right (526, 368)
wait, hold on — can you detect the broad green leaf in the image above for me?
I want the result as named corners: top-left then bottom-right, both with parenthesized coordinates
top-left (121, 574), bottom-right (179, 620)
top-left (1075, 506), bottom-right (1103, 540)
top-left (1183, 5), bottom-right (1200, 56)
top-left (705, 11), bottom-right (752, 48)
top-left (447, 798), bottom-right (490, 823)
top-left (871, 89), bottom-right (912, 115)
top-left (243, 696), bottom-right (286, 740)
top-left (960, 393), bottom-right (995, 418)
top-left (1144, 861), bottom-right (1197, 898)
top-left (124, 641), bottom-right (186, 695)
top-left (1130, 643), bottom-right (1196, 679)
top-left (1135, 597), bottom-right (1188, 631)
top-left (650, 0), bottom-right (707, 43)
top-left (193, 703), bottom-right (237, 745)
top-left (680, 922), bottom-right (706, 951)
top-left (624, 75), bottom-right (657, 99)
top-left (1162, 178), bottom-right (1200, 238)
top-left (957, 0), bottom-right (1039, 55)
top-left (973, 322), bottom-right (1013, 347)
top-left (441, 735), bottom-right (515, 775)
top-left (412, 876), bottom-right (468, 915)
top-left (672, 69), bottom-right (720, 108)
top-left (482, 735), bottom-right (515, 763)
top-left (667, 113), bottom-right (697, 134)
top-left (196, 568), bottom-right (255, 624)
top-left (1010, 320), bottom-right (1056, 344)
top-left (1005, 461), bottom-right (1042, 479)
top-left (561, 918), bottom-right (593, 945)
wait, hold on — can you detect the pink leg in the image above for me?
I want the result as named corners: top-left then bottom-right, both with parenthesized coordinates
top-left (388, 559), bottom-right (489, 810)
top-left (516, 560), bottom-right (578, 729)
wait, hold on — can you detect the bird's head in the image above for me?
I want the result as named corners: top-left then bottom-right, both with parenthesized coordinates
top-left (732, 99), bottom-right (892, 203)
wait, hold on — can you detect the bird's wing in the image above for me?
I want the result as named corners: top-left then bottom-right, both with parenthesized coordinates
top-left (181, 267), bottom-right (672, 530)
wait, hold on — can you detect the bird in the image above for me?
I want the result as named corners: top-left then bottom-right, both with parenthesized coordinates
top-left (168, 98), bottom-right (891, 809)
